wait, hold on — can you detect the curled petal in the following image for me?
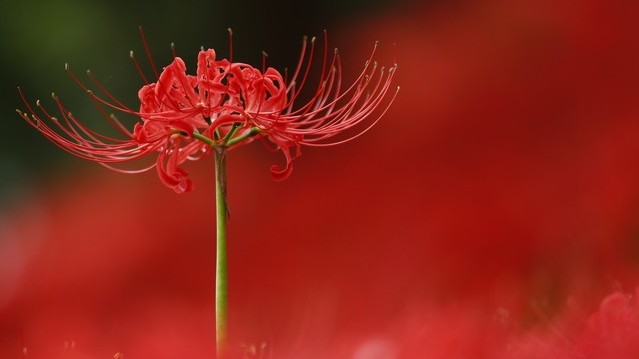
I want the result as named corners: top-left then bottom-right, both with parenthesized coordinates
top-left (156, 137), bottom-right (195, 193)
top-left (139, 57), bottom-right (208, 133)
top-left (157, 162), bottom-right (193, 193)
top-left (156, 160), bottom-right (193, 193)
top-left (265, 132), bottom-right (302, 181)
top-left (269, 147), bottom-right (295, 181)
top-left (154, 57), bottom-right (198, 108)
top-left (196, 49), bottom-right (230, 116)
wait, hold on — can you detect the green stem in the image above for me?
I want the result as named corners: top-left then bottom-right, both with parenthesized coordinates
top-left (192, 132), bottom-right (217, 147)
top-left (192, 126), bottom-right (261, 149)
top-left (194, 125), bottom-right (260, 358)
top-left (214, 146), bottom-right (228, 358)
top-left (226, 127), bottom-right (261, 147)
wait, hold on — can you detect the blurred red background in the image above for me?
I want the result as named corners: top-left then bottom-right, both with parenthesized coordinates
top-left (2, 0), bottom-right (639, 358)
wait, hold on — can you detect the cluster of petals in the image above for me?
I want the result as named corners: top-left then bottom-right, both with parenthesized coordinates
top-left (17, 30), bottom-right (398, 193)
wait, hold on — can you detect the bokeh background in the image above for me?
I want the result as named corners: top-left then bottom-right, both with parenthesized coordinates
top-left (3, 0), bottom-right (639, 358)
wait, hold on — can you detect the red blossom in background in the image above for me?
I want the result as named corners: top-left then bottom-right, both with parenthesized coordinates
top-left (17, 30), bottom-right (398, 193)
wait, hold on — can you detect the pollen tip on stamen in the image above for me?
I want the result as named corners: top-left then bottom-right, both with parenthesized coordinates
top-left (200, 45), bottom-right (205, 51)
top-left (262, 50), bottom-right (269, 57)
top-left (36, 99), bottom-right (41, 106)
top-left (311, 36), bottom-right (317, 43)
top-left (129, 50), bottom-right (135, 59)
top-left (227, 28), bottom-right (233, 35)
top-left (64, 63), bottom-right (69, 70)
top-left (170, 42), bottom-right (175, 50)
top-left (50, 92), bottom-right (57, 99)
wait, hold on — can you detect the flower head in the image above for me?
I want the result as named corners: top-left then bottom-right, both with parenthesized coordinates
top-left (17, 28), bottom-right (398, 193)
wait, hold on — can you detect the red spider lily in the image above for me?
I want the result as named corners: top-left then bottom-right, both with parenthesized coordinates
top-left (17, 29), bottom-right (398, 193)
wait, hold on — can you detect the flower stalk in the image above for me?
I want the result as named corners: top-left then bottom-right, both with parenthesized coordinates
top-left (214, 145), bottom-right (228, 357)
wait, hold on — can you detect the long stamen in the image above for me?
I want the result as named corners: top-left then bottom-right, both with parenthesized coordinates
top-left (138, 26), bottom-right (159, 79)
top-left (286, 35), bottom-right (309, 93)
top-left (261, 50), bottom-right (268, 74)
top-left (227, 28), bottom-right (233, 63)
top-left (130, 50), bottom-right (149, 84)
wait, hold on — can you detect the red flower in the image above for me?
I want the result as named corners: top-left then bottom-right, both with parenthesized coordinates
top-left (17, 29), bottom-right (398, 192)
